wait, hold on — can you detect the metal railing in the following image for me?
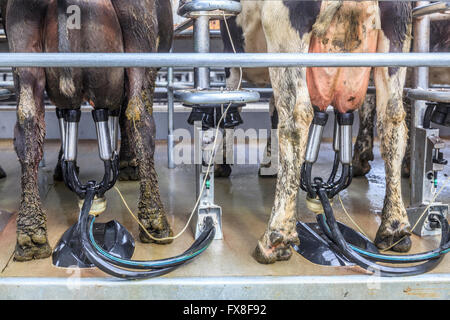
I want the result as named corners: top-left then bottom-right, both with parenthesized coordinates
top-left (0, 52), bottom-right (447, 68)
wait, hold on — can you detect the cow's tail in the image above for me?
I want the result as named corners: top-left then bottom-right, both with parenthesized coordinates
top-left (312, 0), bottom-right (343, 38)
top-left (57, 0), bottom-right (75, 97)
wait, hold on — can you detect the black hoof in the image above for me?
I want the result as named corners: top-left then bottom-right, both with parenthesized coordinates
top-left (374, 233), bottom-right (412, 253)
top-left (215, 164), bottom-right (232, 178)
top-left (391, 235), bottom-right (412, 253)
top-left (352, 160), bottom-right (371, 177)
top-left (119, 165), bottom-right (139, 181)
top-left (0, 166), bottom-right (6, 179)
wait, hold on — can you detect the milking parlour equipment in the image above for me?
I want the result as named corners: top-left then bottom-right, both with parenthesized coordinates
top-left (293, 1), bottom-right (450, 277)
top-left (174, 0), bottom-right (259, 240)
top-left (293, 106), bottom-right (450, 277)
top-left (51, 106), bottom-right (216, 279)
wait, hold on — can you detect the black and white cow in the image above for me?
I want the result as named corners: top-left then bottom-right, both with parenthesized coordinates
top-left (221, 1), bottom-right (413, 264)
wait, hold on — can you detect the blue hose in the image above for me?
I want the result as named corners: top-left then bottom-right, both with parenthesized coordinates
top-left (89, 217), bottom-right (211, 268)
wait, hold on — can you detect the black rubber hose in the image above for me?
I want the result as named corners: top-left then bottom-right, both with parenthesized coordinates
top-left (79, 188), bottom-right (180, 280)
top-left (317, 189), bottom-right (444, 277)
top-left (80, 188), bottom-right (216, 279)
top-left (97, 160), bottom-right (112, 198)
top-left (90, 216), bottom-right (216, 270)
top-left (67, 161), bottom-right (86, 198)
top-left (327, 152), bottom-right (340, 185)
top-left (328, 165), bottom-right (350, 198)
top-left (304, 162), bottom-right (316, 198)
top-left (317, 213), bottom-right (450, 264)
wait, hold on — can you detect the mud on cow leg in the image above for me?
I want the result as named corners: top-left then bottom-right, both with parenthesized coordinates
top-left (254, 70), bottom-right (314, 264)
top-left (7, 0), bottom-right (52, 261)
top-left (373, 29), bottom-right (412, 252)
top-left (13, 70), bottom-right (52, 261)
top-left (125, 70), bottom-right (173, 245)
top-left (353, 95), bottom-right (376, 177)
top-left (118, 103), bottom-right (138, 181)
top-left (111, 0), bottom-right (173, 244)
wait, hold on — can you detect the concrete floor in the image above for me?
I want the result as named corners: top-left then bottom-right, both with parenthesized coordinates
top-left (0, 138), bottom-right (449, 298)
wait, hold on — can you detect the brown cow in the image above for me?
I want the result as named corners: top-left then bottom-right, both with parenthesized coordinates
top-left (2, 0), bottom-right (174, 261)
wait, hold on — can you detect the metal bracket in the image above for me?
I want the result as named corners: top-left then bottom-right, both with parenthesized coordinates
top-left (194, 205), bottom-right (223, 240)
top-left (192, 124), bottom-right (223, 240)
top-left (411, 127), bottom-right (444, 205)
top-left (178, 0), bottom-right (242, 19)
top-left (407, 203), bottom-right (449, 237)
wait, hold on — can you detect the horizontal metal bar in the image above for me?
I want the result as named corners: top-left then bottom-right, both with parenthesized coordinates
top-left (174, 19), bottom-right (194, 36)
top-left (413, 1), bottom-right (450, 18)
top-left (175, 89), bottom-right (260, 105)
top-left (429, 12), bottom-right (450, 21)
top-left (0, 53), bottom-right (449, 68)
top-left (407, 88), bottom-right (450, 103)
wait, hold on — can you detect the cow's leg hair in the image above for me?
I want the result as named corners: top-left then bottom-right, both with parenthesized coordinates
top-left (7, 0), bottom-right (51, 261)
top-left (373, 39), bottom-right (411, 253)
top-left (125, 69), bottom-right (173, 244)
top-left (14, 73), bottom-right (51, 261)
top-left (112, 0), bottom-right (173, 244)
top-left (118, 102), bottom-right (138, 181)
top-left (353, 94), bottom-right (376, 177)
top-left (254, 68), bottom-right (313, 264)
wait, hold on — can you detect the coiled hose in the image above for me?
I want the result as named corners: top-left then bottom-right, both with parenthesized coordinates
top-left (317, 188), bottom-right (449, 277)
top-left (79, 188), bottom-right (216, 280)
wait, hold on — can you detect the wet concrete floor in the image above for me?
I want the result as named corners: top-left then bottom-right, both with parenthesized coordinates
top-left (0, 138), bottom-right (449, 279)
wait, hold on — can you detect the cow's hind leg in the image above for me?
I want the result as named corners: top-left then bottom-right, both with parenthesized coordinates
top-left (13, 70), bottom-right (51, 261)
top-left (112, 0), bottom-right (173, 243)
top-left (7, 0), bottom-right (51, 261)
top-left (254, 68), bottom-right (313, 263)
top-left (125, 69), bottom-right (173, 244)
top-left (373, 14), bottom-right (412, 252)
top-left (353, 95), bottom-right (376, 177)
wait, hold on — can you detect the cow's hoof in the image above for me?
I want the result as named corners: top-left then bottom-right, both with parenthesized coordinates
top-left (352, 159), bottom-right (371, 177)
top-left (14, 230), bottom-right (52, 261)
top-left (119, 164), bottom-right (139, 181)
top-left (0, 166), bottom-right (6, 179)
top-left (253, 230), bottom-right (298, 264)
top-left (138, 211), bottom-right (173, 245)
top-left (374, 223), bottom-right (412, 253)
top-left (214, 164), bottom-right (232, 178)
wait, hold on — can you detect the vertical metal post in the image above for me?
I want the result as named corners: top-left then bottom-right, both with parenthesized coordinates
top-left (191, 13), bottom-right (223, 240)
top-left (411, 1), bottom-right (431, 205)
top-left (194, 15), bottom-right (210, 89)
top-left (167, 66), bottom-right (175, 169)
